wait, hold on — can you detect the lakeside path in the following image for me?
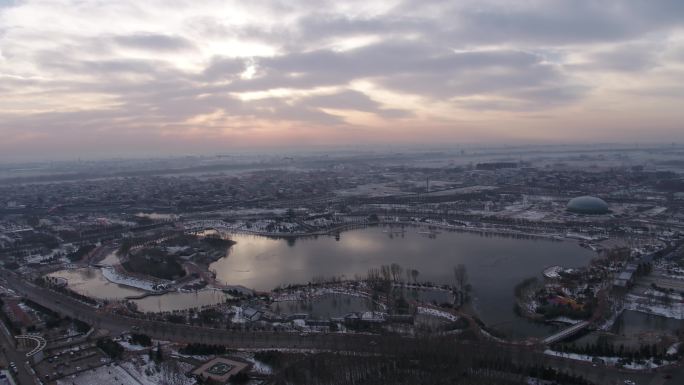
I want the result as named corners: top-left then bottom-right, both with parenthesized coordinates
top-left (1, 269), bottom-right (678, 385)
top-left (189, 218), bottom-right (593, 245)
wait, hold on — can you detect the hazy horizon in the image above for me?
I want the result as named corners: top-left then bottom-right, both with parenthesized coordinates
top-left (1, 0), bottom-right (683, 160)
top-left (1, 141), bottom-right (682, 165)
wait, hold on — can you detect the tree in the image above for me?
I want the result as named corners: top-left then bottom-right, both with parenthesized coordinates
top-left (229, 372), bottom-right (250, 384)
top-left (454, 264), bottom-right (467, 291)
top-left (161, 361), bottom-right (184, 385)
top-left (366, 267), bottom-right (380, 283)
top-left (390, 263), bottom-right (403, 282)
top-left (285, 208), bottom-right (296, 220)
top-left (155, 342), bottom-right (164, 363)
top-left (131, 333), bottom-right (152, 347)
top-left (411, 269), bottom-right (420, 283)
top-left (96, 338), bottom-right (124, 360)
top-left (118, 239), bottom-right (134, 255)
top-left (454, 264), bottom-right (468, 304)
top-left (380, 265), bottom-right (391, 283)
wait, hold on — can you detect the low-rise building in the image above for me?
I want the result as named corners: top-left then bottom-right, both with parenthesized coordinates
top-left (191, 357), bottom-right (250, 384)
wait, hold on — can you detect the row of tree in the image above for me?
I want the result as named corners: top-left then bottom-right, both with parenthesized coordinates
top-left (262, 341), bottom-right (595, 385)
top-left (555, 337), bottom-right (680, 361)
top-left (365, 263), bottom-right (468, 291)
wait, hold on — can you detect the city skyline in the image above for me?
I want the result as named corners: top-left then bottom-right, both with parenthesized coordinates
top-left (1, 0), bottom-right (684, 160)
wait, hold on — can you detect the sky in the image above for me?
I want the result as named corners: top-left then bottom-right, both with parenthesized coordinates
top-left (0, 0), bottom-right (683, 160)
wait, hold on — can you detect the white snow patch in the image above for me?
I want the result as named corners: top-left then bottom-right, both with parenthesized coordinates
top-left (244, 356), bottom-right (273, 375)
top-left (416, 307), bottom-right (459, 322)
top-left (57, 364), bottom-right (143, 385)
top-left (102, 267), bottom-right (158, 291)
top-left (231, 306), bottom-right (248, 324)
top-left (543, 350), bottom-right (672, 370)
top-left (118, 341), bottom-right (150, 352)
top-left (624, 294), bottom-right (684, 320)
top-left (549, 316), bottom-right (583, 325)
top-left (121, 355), bottom-right (194, 385)
top-left (667, 342), bottom-right (681, 356)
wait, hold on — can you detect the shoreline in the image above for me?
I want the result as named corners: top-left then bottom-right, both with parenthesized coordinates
top-left (211, 219), bottom-right (597, 247)
top-left (101, 265), bottom-right (163, 292)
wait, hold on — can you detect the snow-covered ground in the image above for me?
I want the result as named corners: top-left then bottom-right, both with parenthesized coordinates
top-left (598, 308), bottom-right (624, 331)
top-left (526, 378), bottom-right (555, 385)
top-left (101, 267), bottom-right (158, 291)
top-left (512, 210), bottom-right (548, 221)
top-left (25, 244), bottom-right (73, 264)
top-left (360, 311), bottom-right (387, 322)
top-left (118, 340), bottom-right (150, 352)
top-left (231, 306), bottom-right (247, 324)
top-left (292, 319), bottom-right (307, 327)
top-left (416, 306), bottom-right (459, 322)
top-left (121, 355), bottom-right (195, 385)
top-left (57, 364), bottom-right (143, 385)
top-left (549, 316), bottom-right (583, 325)
top-left (543, 266), bottom-right (562, 279)
top-left (0, 284), bottom-right (15, 296)
top-left (243, 356), bottom-right (273, 375)
top-left (543, 349), bottom-right (673, 370)
top-left (624, 294), bottom-right (684, 320)
top-left (667, 342), bottom-right (681, 356)
top-left (166, 246), bottom-right (189, 254)
top-left (643, 289), bottom-right (683, 301)
top-left (565, 232), bottom-right (601, 241)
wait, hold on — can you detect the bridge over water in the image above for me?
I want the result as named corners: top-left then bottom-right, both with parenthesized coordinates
top-left (542, 321), bottom-right (591, 345)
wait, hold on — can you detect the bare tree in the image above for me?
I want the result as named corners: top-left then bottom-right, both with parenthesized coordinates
top-left (411, 269), bottom-right (419, 283)
top-left (160, 360), bottom-right (184, 385)
top-left (390, 263), bottom-right (403, 282)
top-left (380, 265), bottom-right (391, 282)
top-left (366, 268), bottom-right (380, 283)
top-left (454, 264), bottom-right (467, 290)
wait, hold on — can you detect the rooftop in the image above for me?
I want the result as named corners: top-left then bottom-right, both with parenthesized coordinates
top-left (191, 357), bottom-right (249, 383)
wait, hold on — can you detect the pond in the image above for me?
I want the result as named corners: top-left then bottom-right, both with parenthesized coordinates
top-left (46, 268), bottom-right (230, 313)
top-left (210, 225), bottom-right (596, 337)
top-left (131, 289), bottom-right (231, 313)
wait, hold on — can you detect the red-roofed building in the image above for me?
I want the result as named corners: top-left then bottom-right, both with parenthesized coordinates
top-left (2, 299), bottom-right (35, 333)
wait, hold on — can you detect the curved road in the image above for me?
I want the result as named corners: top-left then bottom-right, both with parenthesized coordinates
top-left (1, 270), bottom-right (391, 351)
top-left (1, 269), bottom-right (681, 385)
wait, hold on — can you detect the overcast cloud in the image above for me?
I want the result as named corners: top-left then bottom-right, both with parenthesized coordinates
top-left (0, 0), bottom-right (683, 160)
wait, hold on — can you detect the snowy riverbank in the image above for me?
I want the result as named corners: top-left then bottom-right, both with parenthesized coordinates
top-left (624, 293), bottom-right (684, 320)
top-left (101, 267), bottom-right (159, 291)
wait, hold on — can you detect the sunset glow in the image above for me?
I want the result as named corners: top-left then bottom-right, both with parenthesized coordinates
top-left (1, 0), bottom-right (683, 160)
